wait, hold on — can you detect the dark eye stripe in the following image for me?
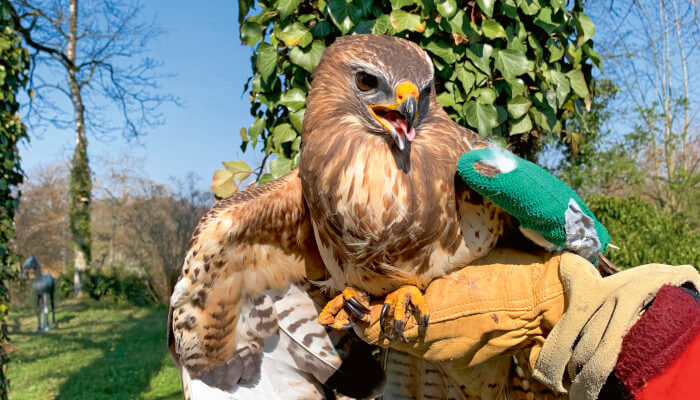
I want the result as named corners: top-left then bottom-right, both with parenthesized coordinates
top-left (356, 72), bottom-right (378, 91)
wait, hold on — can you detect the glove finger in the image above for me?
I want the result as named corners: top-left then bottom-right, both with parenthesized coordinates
top-left (567, 298), bottom-right (616, 380)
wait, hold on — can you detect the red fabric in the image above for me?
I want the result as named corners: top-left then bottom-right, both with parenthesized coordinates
top-left (614, 285), bottom-right (700, 397)
top-left (636, 334), bottom-right (700, 400)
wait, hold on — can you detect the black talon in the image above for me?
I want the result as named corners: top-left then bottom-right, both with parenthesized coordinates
top-left (347, 297), bottom-right (371, 313)
top-left (339, 321), bottom-right (357, 330)
top-left (380, 303), bottom-right (391, 336)
top-left (345, 299), bottom-right (369, 321)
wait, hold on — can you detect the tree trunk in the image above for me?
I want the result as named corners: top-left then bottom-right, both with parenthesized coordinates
top-left (67, 0), bottom-right (91, 297)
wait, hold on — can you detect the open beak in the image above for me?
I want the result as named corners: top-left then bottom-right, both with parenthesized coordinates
top-left (369, 81), bottom-right (419, 151)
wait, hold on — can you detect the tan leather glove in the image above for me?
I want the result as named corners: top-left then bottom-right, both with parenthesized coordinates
top-left (353, 249), bottom-right (700, 400)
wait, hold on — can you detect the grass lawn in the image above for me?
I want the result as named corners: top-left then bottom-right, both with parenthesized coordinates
top-left (6, 299), bottom-right (182, 400)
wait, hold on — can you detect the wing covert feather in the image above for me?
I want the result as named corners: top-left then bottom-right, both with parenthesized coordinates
top-left (169, 169), bottom-right (323, 379)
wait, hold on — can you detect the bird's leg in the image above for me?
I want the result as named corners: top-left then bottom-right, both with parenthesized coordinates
top-left (380, 285), bottom-right (430, 341)
top-left (318, 287), bottom-right (371, 330)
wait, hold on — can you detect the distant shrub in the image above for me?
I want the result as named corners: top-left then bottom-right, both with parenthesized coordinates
top-left (58, 268), bottom-right (158, 307)
top-left (586, 194), bottom-right (699, 270)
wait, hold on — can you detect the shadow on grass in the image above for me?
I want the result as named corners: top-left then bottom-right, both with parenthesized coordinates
top-left (53, 307), bottom-right (174, 400)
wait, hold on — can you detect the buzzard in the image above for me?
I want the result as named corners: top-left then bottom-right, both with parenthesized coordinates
top-left (169, 34), bottom-right (509, 383)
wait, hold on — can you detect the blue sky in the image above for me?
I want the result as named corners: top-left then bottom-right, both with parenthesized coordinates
top-left (18, 0), bottom-right (262, 190)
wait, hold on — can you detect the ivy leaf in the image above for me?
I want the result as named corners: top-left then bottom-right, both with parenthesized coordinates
top-left (280, 88), bottom-right (307, 111)
top-left (372, 14), bottom-right (391, 34)
top-left (240, 22), bottom-right (265, 46)
top-left (270, 156), bottom-right (295, 178)
top-left (327, 0), bottom-right (361, 34)
top-left (566, 69), bottom-right (589, 98)
top-left (574, 12), bottom-right (594, 47)
top-left (455, 64), bottom-right (476, 93)
top-left (389, 10), bottom-right (425, 32)
top-left (518, 0), bottom-right (541, 15)
top-left (474, 87), bottom-right (497, 104)
top-left (258, 173), bottom-right (274, 185)
top-left (464, 101), bottom-right (498, 136)
top-left (422, 38), bottom-right (457, 63)
top-left (547, 39), bottom-right (564, 62)
top-left (507, 95), bottom-right (531, 118)
top-left (276, 0), bottom-right (301, 20)
top-left (290, 108), bottom-right (305, 131)
top-left (211, 169), bottom-right (237, 198)
top-left (583, 43), bottom-right (602, 70)
top-left (482, 19), bottom-right (507, 39)
top-left (353, 19), bottom-right (375, 34)
top-left (276, 22), bottom-right (312, 47)
top-left (222, 160), bottom-right (253, 181)
top-left (476, 0), bottom-right (495, 18)
top-left (534, 8), bottom-right (557, 34)
top-left (272, 123), bottom-right (298, 149)
top-left (494, 49), bottom-right (528, 79)
top-left (510, 113), bottom-right (533, 135)
top-left (311, 20), bottom-right (331, 37)
top-left (437, 91), bottom-right (458, 109)
top-left (436, 0), bottom-right (457, 19)
top-left (289, 40), bottom-right (326, 72)
top-left (256, 43), bottom-right (278, 83)
top-left (506, 77), bottom-right (526, 96)
top-left (465, 43), bottom-right (493, 74)
top-left (390, 0), bottom-right (419, 8)
top-left (548, 70), bottom-right (570, 105)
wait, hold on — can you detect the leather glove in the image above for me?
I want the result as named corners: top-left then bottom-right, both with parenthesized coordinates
top-left (353, 249), bottom-right (700, 400)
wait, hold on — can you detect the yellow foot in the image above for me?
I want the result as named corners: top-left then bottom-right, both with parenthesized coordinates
top-left (380, 285), bottom-right (430, 341)
top-left (318, 287), bottom-right (371, 330)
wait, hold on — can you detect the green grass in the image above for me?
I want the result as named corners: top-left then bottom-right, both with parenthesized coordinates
top-left (6, 300), bottom-right (182, 400)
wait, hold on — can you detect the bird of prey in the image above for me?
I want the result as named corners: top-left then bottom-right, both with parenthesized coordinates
top-left (169, 34), bottom-right (509, 385)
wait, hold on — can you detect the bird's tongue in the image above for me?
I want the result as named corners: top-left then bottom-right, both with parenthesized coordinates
top-left (390, 116), bottom-right (416, 142)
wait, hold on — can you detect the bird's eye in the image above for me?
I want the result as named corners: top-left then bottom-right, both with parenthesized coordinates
top-left (356, 72), bottom-right (378, 91)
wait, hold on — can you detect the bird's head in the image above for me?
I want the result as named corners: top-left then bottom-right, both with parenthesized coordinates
top-left (304, 35), bottom-right (435, 154)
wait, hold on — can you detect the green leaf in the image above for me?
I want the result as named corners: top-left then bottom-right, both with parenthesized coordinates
top-left (389, 10), bottom-right (424, 32)
top-left (222, 160), bottom-right (253, 181)
top-left (327, 0), bottom-right (362, 34)
top-left (506, 77), bottom-right (526, 96)
top-left (482, 19), bottom-right (507, 39)
top-left (256, 43), bottom-right (278, 82)
top-left (566, 69), bottom-right (589, 98)
top-left (455, 64), bottom-right (476, 93)
top-left (422, 38), bottom-right (457, 64)
top-left (436, 0), bottom-right (457, 19)
top-left (465, 44), bottom-right (493, 74)
top-left (272, 123), bottom-right (298, 149)
top-left (548, 70), bottom-right (570, 105)
top-left (474, 87), bottom-right (497, 104)
top-left (270, 156), bottom-right (295, 178)
top-left (534, 8), bottom-right (557, 34)
top-left (476, 0), bottom-right (495, 18)
top-left (276, 0), bottom-right (301, 20)
top-left (494, 49), bottom-right (528, 79)
top-left (574, 12), bottom-right (595, 47)
top-left (464, 101), bottom-right (498, 136)
top-left (240, 22), bottom-right (265, 46)
top-left (280, 88), bottom-right (307, 111)
top-left (547, 39), bottom-right (564, 62)
top-left (390, 0), bottom-right (419, 8)
top-left (258, 173), bottom-right (275, 185)
top-left (372, 14), bottom-right (391, 34)
top-left (583, 43), bottom-right (602, 70)
top-left (276, 22), bottom-right (312, 47)
top-left (507, 95), bottom-right (531, 118)
top-left (290, 108), bottom-right (305, 131)
top-left (211, 169), bottom-right (237, 197)
top-left (311, 20), bottom-right (332, 37)
top-left (289, 40), bottom-right (326, 72)
top-left (437, 91), bottom-right (458, 109)
top-left (510, 114), bottom-right (532, 135)
top-left (517, 0), bottom-right (541, 15)
top-left (353, 19), bottom-right (375, 34)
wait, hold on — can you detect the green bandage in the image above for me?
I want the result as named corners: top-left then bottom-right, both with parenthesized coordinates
top-left (457, 148), bottom-right (609, 261)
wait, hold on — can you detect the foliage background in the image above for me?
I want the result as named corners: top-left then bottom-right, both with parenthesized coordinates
top-left (212, 0), bottom-right (599, 194)
top-left (0, 0), bottom-right (29, 398)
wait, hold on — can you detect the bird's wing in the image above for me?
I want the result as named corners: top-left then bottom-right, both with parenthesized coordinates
top-left (169, 168), bottom-right (326, 386)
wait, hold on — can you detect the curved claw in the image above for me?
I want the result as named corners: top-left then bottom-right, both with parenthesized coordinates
top-left (319, 287), bottom-right (370, 330)
top-left (380, 285), bottom-right (429, 341)
top-left (346, 296), bottom-right (370, 320)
